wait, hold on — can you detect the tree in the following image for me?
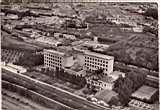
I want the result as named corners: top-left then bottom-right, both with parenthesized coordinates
top-left (144, 8), bottom-right (158, 20)
top-left (108, 95), bottom-right (120, 106)
top-left (127, 71), bottom-right (146, 91)
top-left (15, 53), bottom-right (44, 68)
top-left (113, 71), bottom-right (146, 105)
top-left (114, 74), bottom-right (124, 89)
top-left (118, 84), bottom-right (132, 105)
top-left (93, 68), bottom-right (104, 79)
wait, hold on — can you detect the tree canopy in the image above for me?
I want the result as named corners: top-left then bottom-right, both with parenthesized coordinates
top-left (144, 8), bottom-right (158, 20)
top-left (113, 71), bottom-right (147, 105)
top-left (15, 53), bottom-right (44, 68)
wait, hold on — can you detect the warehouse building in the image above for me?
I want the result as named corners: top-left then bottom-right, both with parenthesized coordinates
top-left (131, 85), bottom-right (158, 103)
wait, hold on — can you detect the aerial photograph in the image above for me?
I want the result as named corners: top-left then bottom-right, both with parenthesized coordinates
top-left (1, 0), bottom-right (159, 110)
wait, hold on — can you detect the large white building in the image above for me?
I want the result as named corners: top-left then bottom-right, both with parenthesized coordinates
top-left (83, 51), bottom-right (114, 75)
top-left (43, 49), bottom-right (74, 70)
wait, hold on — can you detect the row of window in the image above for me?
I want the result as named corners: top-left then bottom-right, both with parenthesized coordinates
top-left (85, 66), bottom-right (108, 72)
top-left (45, 59), bottom-right (62, 64)
top-left (85, 56), bottom-right (108, 63)
top-left (87, 79), bottom-right (108, 87)
top-left (45, 62), bottom-right (62, 68)
top-left (44, 61), bottom-right (62, 67)
top-left (85, 62), bottom-right (108, 67)
top-left (44, 54), bottom-right (62, 60)
top-left (85, 59), bottom-right (108, 64)
top-left (45, 57), bottom-right (62, 63)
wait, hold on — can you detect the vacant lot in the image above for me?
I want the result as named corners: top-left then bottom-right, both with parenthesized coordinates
top-left (2, 31), bottom-right (43, 52)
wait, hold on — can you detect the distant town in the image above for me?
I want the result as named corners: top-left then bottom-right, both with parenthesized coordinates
top-left (1, 1), bottom-right (159, 110)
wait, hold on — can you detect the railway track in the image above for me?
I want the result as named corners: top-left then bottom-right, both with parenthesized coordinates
top-left (2, 89), bottom-right (42, 110)
top-left (2, 80), bottom-right (74, 110)
top-left (2, 71), bottom-right (110, 110)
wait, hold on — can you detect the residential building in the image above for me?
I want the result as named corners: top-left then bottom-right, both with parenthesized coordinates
top-left (83, 51), bottom-right (114, 75)
top-left (86, 77), bottom-right (114, 90)
top-left (43, 49), bottom-right (74, 70)
top-left (129, 99), bottom-right (154, 110)
top-left (86, 71), bottom-right (125, 91)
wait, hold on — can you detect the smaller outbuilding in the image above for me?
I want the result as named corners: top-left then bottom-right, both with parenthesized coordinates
top-left (131, 85), bottom-right (158, 103)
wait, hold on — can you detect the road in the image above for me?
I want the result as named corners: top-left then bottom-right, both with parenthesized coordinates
top-left (2, 70), bottom-right (110, 110)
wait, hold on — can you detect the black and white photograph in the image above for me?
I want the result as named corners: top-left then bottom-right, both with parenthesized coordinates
top-left (1, 0), bottom-right (159, 110)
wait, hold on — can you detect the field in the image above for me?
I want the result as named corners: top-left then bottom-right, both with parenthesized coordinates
top-left (105, 33), bottom-right (158, 71)
top-left (2, 31), bottom-right (43, 52)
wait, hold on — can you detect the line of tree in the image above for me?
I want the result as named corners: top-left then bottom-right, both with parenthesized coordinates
top-left (14, 53), bottom-right (44, 68)
top-left (55, 68), bottom-right (86, 88)
top-left (143, 8), bottom-right (158, 20)
top-left (113, 71), bottom-right (147, 105)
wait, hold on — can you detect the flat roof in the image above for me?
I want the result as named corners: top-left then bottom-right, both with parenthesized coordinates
top-left (84, 51), bottom-right (114, 60)
top-left (2, 63), bottom-right (26, 73)
top-left (44, 49), bottom-right (65, 56)
top-left (111, 71), bottom-right (126, 75)
top-left (131, 85), bottom-right (158, 100)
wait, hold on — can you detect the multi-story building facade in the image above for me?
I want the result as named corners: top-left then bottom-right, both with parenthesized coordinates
top-left (84, 51), bottom-right (114, 75)
top-left (43, 49), bottom-right (74, 70)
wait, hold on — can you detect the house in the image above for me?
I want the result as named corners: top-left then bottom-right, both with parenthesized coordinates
top-left (86, 75), bottom-right (115, 91)
top-left (129, 99), bottom-right (154, 110)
